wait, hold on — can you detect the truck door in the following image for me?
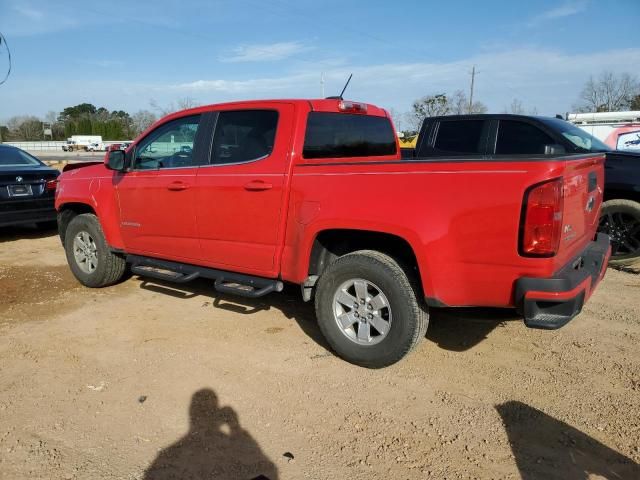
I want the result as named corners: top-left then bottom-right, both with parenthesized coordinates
top-left (195, 104), bottom-right (295, 277)
top-left (115, 114), bottom-right (209, 262)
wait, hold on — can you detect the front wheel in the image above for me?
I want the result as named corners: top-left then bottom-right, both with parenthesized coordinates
top-left (314, 250), bottom-right (429, 368)
top-left (64, 213), bottom-right (127, 287)
top-left (599, 199), bottom-right (640, 266)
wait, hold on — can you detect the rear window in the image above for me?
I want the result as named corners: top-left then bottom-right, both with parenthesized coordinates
top-left (303, 112), bottom-right (396, 159)
top-left (433, 120), bottom-right (485, 155)
top-left (496, 120), bottom-right (555, 155)
top-left (0, 147), bottom-right (42, 167)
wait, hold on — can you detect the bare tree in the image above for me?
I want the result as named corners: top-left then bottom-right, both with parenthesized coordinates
top-left (44, 111), bottom-right (58, 124)
top-left (177, 97), bottom-right (198, 110)
top-left (7, 116), bottom-right (43, 140)
top-left (450, 90), bottom-right (468, 115)
top-left (387, 107), bottom-right (404, 132)
top-left (576, 71), bottom-right (640, 112)
top-left (506, 98), bottom-right (525, 114)
top-left (132, 110), bottom-right (157, 135)
top-left (411, 92), bottom-right (487, 125)
top-left (150, 97), bottom-right (200, 116)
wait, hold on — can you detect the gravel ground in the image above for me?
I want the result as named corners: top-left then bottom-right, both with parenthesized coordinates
top-left (0, 225), bottom-right (638, 480)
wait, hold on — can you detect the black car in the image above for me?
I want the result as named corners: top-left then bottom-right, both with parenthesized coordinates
top-left (0, 144), bottom-right (60, 228)
top-left (403, 114), bottom-right (640, 266)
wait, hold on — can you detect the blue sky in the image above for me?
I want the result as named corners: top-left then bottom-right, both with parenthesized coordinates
top-left (0, 0), bottom-right (639, 125)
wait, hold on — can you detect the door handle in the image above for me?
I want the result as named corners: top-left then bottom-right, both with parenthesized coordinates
top-left (244, 180), bottom-right (273, 191)
top-left (167, 181), bottom-right (189, 191)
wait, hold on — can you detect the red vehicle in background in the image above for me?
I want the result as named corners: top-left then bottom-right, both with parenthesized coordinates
top-left (55, 98), bottom-right (610, 367)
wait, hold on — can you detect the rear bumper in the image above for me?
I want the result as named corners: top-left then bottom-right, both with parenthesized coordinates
top-left (515, 233), bottom-right (611, 329)
top-left (0, 202), bottom-right (57, 227)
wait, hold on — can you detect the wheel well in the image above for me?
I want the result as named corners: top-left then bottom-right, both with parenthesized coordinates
top-left (309, 229), bottom-right (421, 282)
top-left (603, 190), bottom-right (640, 204)
top-left (57, 203), bottom-right (96, 244)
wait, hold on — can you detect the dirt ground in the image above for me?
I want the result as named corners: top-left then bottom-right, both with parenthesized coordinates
top-left (0, 226), bottom-right (638, 480)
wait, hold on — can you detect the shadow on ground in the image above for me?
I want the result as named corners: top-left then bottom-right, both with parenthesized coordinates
top-left (137, 277), bottom-right (517, 353)
top-left (426, 307), bottom-right (520, 351)
top-left (496, 401), bottom-right (639, 480)
top-left (144, 388), bottom-right (278, 480)
top-left (0, 223), bottom-right (58, 243)
top-left (139, 278), bottom-right (329, 350)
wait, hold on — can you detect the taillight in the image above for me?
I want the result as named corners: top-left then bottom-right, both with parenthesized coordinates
top-left (338, 101), bottom-right (367, 114)
top-left (45, 179), bottom-right (58, 192)
top-left (520, 178), bottom-right (563, 257)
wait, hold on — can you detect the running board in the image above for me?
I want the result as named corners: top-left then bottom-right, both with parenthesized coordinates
top-left (127, 255), bottom-right (284, 298)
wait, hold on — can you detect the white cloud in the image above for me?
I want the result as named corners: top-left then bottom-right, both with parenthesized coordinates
top-left (3, 46), bottom-right (639, 122)
top-left (528, 1), bottom-right (588, 26)
top-left (168, 46), bottom-right (640, 116)
top-left (220, 41), bottom-right (310, 63)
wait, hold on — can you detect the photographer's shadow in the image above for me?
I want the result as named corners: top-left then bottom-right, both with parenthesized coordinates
top-left (144, 388), bottom-right (278, 480)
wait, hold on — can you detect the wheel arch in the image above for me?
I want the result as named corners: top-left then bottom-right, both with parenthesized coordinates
top-left (57, 203), bottom-right (96, 245)
top-left (306, 228), bottom-right (431, 300)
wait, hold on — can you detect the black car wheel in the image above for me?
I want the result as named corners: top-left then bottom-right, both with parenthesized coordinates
top-left (599, 199), bottom-right (640, 266)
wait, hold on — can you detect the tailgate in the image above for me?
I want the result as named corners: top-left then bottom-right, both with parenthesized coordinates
top-left (556, 154), bottom-right (605, 264)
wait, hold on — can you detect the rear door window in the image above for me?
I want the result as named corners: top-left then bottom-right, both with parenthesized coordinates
top-left (303, 112), bottom-right (396, 159)
top-left (210, 110), bottom-right (279, 165)
top-left (496, 120), bottom-right (555, 155)
top-left (432, 120), bottom-right (486, 156)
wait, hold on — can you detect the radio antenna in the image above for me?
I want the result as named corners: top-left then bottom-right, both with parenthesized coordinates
top-left (339, 73), bottom-right (353, 99)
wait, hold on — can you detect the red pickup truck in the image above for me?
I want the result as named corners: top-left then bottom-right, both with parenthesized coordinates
top-left (55, 99), bottom-right (610, 367)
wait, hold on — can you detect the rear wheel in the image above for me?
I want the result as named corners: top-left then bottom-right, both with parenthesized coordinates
top-left (64, 213), bottom-right (127, 287)
top-left (599, 199), bottom-right (640, 266)
top-left (314, 250), bottom-right (429, 368)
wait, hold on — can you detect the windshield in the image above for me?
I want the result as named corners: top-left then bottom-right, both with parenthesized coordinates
top-left (0, 147), bottom-right (44, 167)
top-left (542, 118), bottom-right (611, 153)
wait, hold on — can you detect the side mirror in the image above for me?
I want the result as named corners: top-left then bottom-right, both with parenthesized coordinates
top-left (544, 144), bottom-right (566, 155)
top-left (105, 150), bottom-right (125, 171)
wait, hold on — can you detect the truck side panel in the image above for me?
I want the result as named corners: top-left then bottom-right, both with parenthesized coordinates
top-left (281, 158), bottom-right (579, 308)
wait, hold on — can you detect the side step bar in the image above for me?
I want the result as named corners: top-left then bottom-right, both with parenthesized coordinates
top-left (127, 255), bottom-right (284, 298)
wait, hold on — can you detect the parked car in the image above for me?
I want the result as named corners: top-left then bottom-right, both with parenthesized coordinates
top-left (55, 99), bottom-right (609, 367)
top-left (598, 150), bottom-right (640, 266)
top-left (402, 114), bottom-right (639, 266)
top-left (0, 144), bottom-right (59, 228)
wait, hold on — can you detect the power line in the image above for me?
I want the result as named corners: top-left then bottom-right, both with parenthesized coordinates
top-left (0, 31), bottom-right (11, 86)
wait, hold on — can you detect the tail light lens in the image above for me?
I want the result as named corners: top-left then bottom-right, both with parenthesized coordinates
top-left (45, 179), bottom-right (58, 192)
top-left (520, 178), bottom-right (563, 257)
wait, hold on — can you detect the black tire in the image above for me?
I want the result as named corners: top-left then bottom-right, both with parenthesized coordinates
top-left (314, 250), bottom-right (429, 368)
top-left (599, 199), bottom-right (640, 267)
top-left (64, 213), bottom-right (127, 287)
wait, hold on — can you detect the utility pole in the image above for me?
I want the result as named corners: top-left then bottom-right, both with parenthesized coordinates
top-left (468, 65), bottom-right (479, 113)
top-left (321, 72), bottom-right (325, 98)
